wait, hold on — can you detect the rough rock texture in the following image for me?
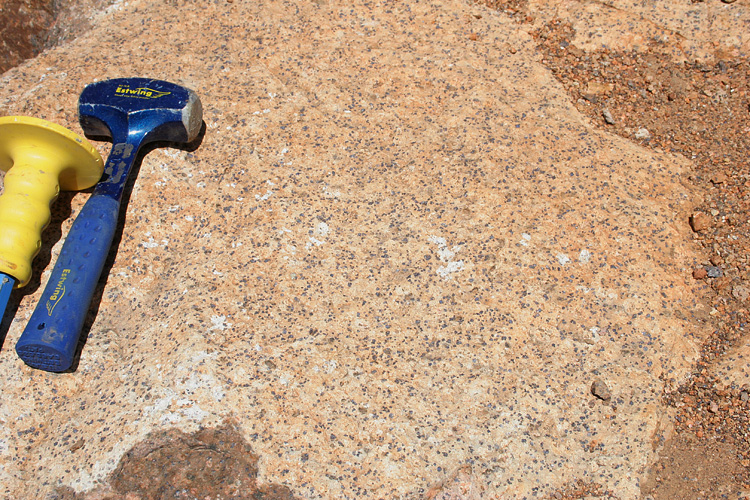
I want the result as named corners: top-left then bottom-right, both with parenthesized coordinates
top-left (45, 0), bottom-right (119, 48)
top-left (0, 0), bottom-right (732, 498)
top-left (0, 0), bottom-right (54, 73)
top-left (712, 338), bottom-right (750, 391)
top-left (526, 0), bottom-right (750, 62)
top-left (0, 0), bottom-right (116, 73)
top-left (54, 424), bottom-right (298, 500)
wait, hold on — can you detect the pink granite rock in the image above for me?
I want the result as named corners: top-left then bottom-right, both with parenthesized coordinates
top-left (526, 0), bottom-right (750, 62)
top-left (0, 0), bottom-right (725, 498)
top-left (711, 337), bottom-right (750, 391)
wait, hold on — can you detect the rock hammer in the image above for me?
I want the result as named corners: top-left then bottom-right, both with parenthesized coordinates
top-left (16, 78), bottom-right (203, 371)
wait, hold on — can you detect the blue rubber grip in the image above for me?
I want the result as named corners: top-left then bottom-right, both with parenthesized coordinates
top-left (16, 194), bottom-right (120, 372)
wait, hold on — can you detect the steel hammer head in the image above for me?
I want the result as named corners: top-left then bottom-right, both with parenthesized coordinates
top-left (78, 78), bottom-right (203, 145)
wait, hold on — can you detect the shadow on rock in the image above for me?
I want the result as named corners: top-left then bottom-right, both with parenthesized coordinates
top-left (54, 424), bottom-right (297, 500)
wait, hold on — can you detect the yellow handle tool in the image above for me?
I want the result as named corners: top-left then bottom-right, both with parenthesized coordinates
top-left (0, 116), bottom-right (104, 289)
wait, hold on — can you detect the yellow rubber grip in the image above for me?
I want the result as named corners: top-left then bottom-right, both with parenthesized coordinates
top-left (0, 163), bottom-right (61, 286)
top-left (0, 116), bottom-right (104, 287)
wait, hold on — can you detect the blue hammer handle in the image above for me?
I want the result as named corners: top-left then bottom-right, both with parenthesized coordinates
top-left (15, 140), bottom-right (141, 372)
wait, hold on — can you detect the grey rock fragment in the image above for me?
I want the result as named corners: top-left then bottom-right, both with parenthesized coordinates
top-left (591, 379), bottom-right (612, 401)
top-left (602, 108), bottom-right (615, 125)
top-left (706, 266), bottom-right (723, 278)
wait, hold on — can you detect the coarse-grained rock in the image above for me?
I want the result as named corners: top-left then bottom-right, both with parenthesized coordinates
top-left (0, 0), bottom-right (54, 73)
top-left (711, 337), bottom-right (750, 391)
top-left (0, 0), bottom-right (718, 498)
top-left (526, 0), bottom-right (750, 62)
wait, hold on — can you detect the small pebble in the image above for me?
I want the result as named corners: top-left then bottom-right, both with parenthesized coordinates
top-left (69, 438), bottom-right (85, 452)
top-left (732, 285), bottom-right (749, 301)
top-left (711, 172), bottom-right (728, 184)
top-left (693, 268), bottom-right (708, 280)
top-left (689, 212), bottom-right (712, 232)
top-left (583, 94), bottom-right (599, 104)
top-left (602, 108), bottom-right (615, 124)
top-left (591, 379), bottom-right (612, 401)
top-left (706, 266), bottom-right (723, 278)
top-left (634, 128), bottom-right (651, 140)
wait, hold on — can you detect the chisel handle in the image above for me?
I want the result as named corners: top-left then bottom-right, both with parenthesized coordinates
top-left (0, 162), bottom-right (60, 287)
top-left (0, 116), bottom-right (103, 287)
top-left (15, 194), bottom-right (120, 372)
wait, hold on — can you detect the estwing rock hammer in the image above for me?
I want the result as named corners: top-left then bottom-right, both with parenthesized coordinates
top-left (16, 78), bottom-right (203, 372)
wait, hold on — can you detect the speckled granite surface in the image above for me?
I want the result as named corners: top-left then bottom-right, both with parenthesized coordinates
top-left (712, 338), bottom-right (750, 390)
top-left (0, 0), bottom-right (729, 498)
top-left (527, 0), bottom-right (750, 62)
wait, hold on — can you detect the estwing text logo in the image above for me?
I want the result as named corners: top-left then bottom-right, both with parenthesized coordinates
top-left (46, 269), bottom-right (70, 315)
top-left (115, 86), bottom-right (171, 99)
